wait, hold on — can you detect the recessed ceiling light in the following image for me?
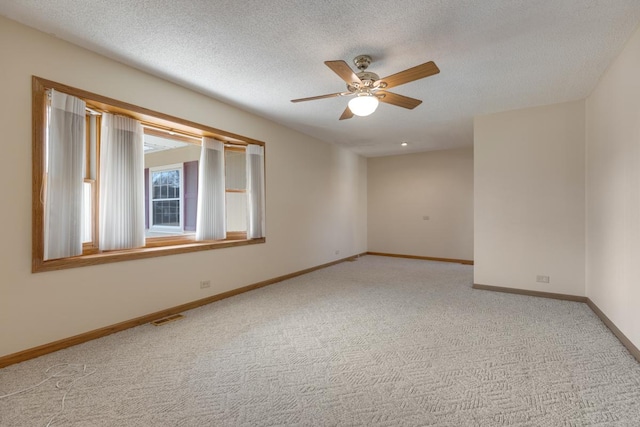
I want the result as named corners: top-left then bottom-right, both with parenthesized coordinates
top-left (401, 142), bottom-right (408, 147)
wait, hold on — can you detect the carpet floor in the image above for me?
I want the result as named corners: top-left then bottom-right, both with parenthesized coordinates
top-left (1, 255), bottom-right (639, 426)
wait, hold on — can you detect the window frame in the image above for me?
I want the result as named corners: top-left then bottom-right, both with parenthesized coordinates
top-left (32, 76), bottom-right (266, 273)
top-left (82, 113), bottom-right (100, 254)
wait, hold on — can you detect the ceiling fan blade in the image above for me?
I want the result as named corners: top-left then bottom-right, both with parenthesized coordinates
top-left (377, 61), bottom-right (439, 89)
top-left (325, 60), bottom-right (362, 85)
top-left (339, 106), bottom-right (354, 120)
top-left (291, 92), bottom-right (348, 103)
top-left (377, 91), bottom-right (423, 109)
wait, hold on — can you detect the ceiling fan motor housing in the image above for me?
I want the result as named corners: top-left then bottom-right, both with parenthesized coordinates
top-left (357, 71), bottom-right (380, 82)
top-left (348, 71), bottom-right (380, 92)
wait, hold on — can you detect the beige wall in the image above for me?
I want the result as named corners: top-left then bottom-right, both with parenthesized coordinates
top-left (367, 148), bottom-right (474, 260)
top-left (473, 23), bottom-right (640, 350)
top-left (586, 25), bottom-right (640, 349)
top-left (0, 17), bottom-right (367, 357)
top-left (144, 145), bottom-right (201, 169)
top-left (474, 100), bottom-right (586, 296)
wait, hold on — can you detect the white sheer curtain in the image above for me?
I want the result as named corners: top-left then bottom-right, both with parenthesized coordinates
top-left (196, 137), bottom-right (226, 240)
top-left (246, 144), bottom-right (265, 238)
top-left (99, 113), bottom-right (145, 250)
top-left (44, 90), bottom-right (86, 260)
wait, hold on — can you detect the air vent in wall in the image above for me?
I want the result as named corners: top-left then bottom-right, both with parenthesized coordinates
top-left (151, 314), bottom-right (184, 326)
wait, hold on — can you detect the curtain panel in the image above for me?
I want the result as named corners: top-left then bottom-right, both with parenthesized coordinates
top-left (246, 144), bottom-right (265, 239)
top-left (99, 113), bottom-right (145, 250)
top-left (195, 137), bottom-right (226, 241)
top-left (43, 90), bottom-right (86, 260)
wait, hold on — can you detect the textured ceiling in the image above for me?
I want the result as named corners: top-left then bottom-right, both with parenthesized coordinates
top-left (2, 1), bottom-right (640, 157)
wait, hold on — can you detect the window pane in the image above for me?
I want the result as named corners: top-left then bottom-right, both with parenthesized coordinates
top-left (225, 150), bottom-right (246, 190)
top-left (226, 192), bottom-right (247, 232)
top-left (169, 184), bottom-right (178, 198)
top-left (152, 169), bottom-right (183, 201)
top-left (152, 200), bottom-right (180, 226)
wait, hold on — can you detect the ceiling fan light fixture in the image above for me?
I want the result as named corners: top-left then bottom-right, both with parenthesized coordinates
top-left (348, 93), bottom-right (379, 117)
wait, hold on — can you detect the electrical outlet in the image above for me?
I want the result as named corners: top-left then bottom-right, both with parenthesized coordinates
top-left (536, 275), bottom-right (550, 284)
top-left (423, 215), bottom-right (430, 220)
top-left (335, 250), bottom-right (340, 255)
top-left (200, 280), bottom-right (211, 289)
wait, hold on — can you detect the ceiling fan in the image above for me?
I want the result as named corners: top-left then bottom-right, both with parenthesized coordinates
top-left (291, 55), bottom-right (440, 120)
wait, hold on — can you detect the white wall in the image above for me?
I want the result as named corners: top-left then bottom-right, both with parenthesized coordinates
top-left (474, 100), bottom-right (586, 295)
top-left (586, 25), bottom-right (640, 349)
top-left (0, 16), bottom-right (367, 357)
top-left (367, 148), bottom-right (474, 261)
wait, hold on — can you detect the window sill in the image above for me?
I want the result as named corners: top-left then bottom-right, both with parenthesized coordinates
top-left (32, 237), bottom-right (265, 273)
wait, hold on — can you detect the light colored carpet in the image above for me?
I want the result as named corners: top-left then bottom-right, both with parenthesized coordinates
top-left (1, 255), bottom-right (639, 426)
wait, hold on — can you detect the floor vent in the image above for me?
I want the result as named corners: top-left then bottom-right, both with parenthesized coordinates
top-left (151, 314), bottom-right (184, 326)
